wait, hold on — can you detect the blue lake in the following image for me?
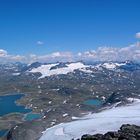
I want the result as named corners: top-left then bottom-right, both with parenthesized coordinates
top-left (0, 94), bottom-right (31, 116)
top-left (0, 94), bottom-right (42, 137)
top-left (24, 113), bottom-right (42, 121)
top-left (83, 99), bottom-right (102, 106)
top-left (0, 130), bottom-right (8, 137)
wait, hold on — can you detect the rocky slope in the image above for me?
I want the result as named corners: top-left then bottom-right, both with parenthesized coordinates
top-left (79, 124), bottom-right (140, 140)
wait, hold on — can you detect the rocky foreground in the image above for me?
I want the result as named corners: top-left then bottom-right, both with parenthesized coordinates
top-left (77, 124), bottom-right (140, 140)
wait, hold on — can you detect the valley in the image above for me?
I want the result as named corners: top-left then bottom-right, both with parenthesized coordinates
top-left (0, 61), bottom-right (140, 140)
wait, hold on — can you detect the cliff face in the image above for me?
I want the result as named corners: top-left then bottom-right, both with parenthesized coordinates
top-left (78, 124), bottom-right (140, 140)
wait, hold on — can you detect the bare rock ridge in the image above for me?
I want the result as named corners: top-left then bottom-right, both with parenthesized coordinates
top-left (77, 124), bottom-right (140, 140)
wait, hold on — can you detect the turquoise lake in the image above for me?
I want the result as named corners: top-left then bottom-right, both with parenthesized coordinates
top-left (0, 94), bottom-right (31, 116)
top-left (24, 113), bottom-right (42, 121)
top-left (83, 99), bottom-right (102, 106)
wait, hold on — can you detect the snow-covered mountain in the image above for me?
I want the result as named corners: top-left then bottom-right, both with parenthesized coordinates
top-left (28, 62), bottom-right (91, 78)
top-left (26, 61), bottom-right (140, 78)
top-left (96, 62), bottom-right (126, 69)
top-left (1, 61), bottom-right (140, 78)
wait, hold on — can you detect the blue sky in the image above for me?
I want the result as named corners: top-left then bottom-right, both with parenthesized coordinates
top-left (0, 0), bottom-right (140, 56)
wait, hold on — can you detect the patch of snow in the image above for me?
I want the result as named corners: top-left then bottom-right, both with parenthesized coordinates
top-left (76, 104), bottom-right (80, 107)
top-left (63, 113), bottom-right (68, 117)
top-left (40, 99), bottom-right (140, 140)
top-left (46, 109), bottom-right (52, 113)
top-left (95, 62), bottom-right (126, 70)
top-left (63, 100), bottom-right (67, 104)
top-left (48, 101), bottom-right (52, 104)
top-left (71, 116), bottom-right (79, 120)
top-left (12, 73), bottom-right (20, 76)
top-left (101, 96), bottom-right (106, 100)
top-left (34, 107), bottom-right (37, 109)
top-left (51, 122), bottom-right (56, 126)
top-left (13, 125), bottom-right (18, 130)
top-left (52, 88), bottom-right (59, 91)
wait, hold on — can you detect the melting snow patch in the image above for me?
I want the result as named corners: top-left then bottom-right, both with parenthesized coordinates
top-left (63, 113), bottom-right (68, 117)
top-left (12, 73), bottom-right (20, 76)
top-left (51, 122), bottom-right (56, 126)
top-left (71, 116), bottom-right (79, 120)
top-left (101, 96), bottom-right (106, 100)
top-left (63, 100), bottom-right (67, 104)
top-left (48, 101), bottom-right (52, 104)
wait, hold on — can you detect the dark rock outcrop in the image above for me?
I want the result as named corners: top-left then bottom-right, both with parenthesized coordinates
top-left (78, 124), bottom-right (140, 140)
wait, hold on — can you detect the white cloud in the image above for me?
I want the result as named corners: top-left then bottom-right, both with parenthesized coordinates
top-left (37, 41), bottom-right (44, 45)
top-left (51, 52), bottom-right (61, 57)
top-left (0, 49), bottom-right (25, 63)
top-left (136, 32), bottom-right (140, 39)
top-left (10, 55), bottom-right (25, 61)
top-left (0, 49), bottom-right (8, 57)
top-left (31, 52), bottom-right (73, 63)
top-left (78, 42), bottom-right (140, 62)
top-left (1, 42), bottom-right (140, 63)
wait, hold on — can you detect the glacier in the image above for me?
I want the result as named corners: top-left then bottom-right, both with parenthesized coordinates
top-left (29, 62), bottom-right (89, 78)
top-left (39, 99), bottom-right (140, 140)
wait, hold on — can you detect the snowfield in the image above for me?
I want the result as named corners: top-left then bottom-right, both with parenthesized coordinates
top-left (39, 99), bottom-right (140, 140)
top-left (29, 62), bottom-right (128, 78)
top-left (29, 62), bottom-right (89, 78)
top-left (96, 62), bottom-right (126, 70)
